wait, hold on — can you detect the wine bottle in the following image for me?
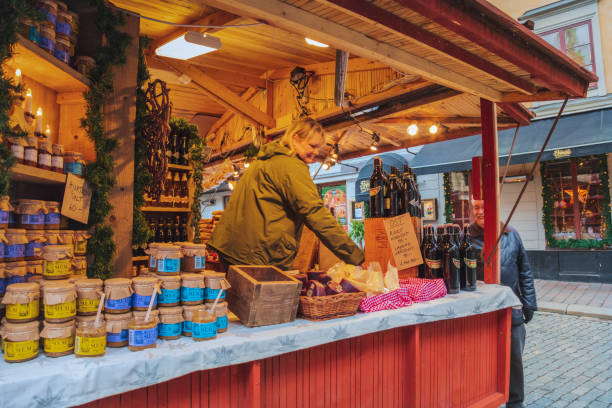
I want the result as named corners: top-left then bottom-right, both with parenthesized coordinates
top-left (174, 216), bottom-right (181, 242)
top-left (165, 218), bottom-right (173, 243)
top-left (180, 218), bottom-right (188, 242)
top-left (460, 225), bottom-right (478, 291)
top-left (156, 218), bottom-right (165, 243)
top-left (369, 157), bottom-right (385, 218)
top-left (420, 225), bottom-right (434, 278)
top-left (441, 225), bottom-right (460, 294)
top-left (424, 226), bottom-right (443, 279)
top-left (388, 166), bottom-right (401, 217)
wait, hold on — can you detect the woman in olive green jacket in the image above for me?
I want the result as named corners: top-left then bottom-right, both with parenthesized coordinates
top-left (208, 118), bottom-right (364, 270)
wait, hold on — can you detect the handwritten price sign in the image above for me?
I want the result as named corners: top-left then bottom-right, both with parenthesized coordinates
top-left (383, 213), bottom-right (423, 270)
top-left (61, 173), bottom-right (92, 224)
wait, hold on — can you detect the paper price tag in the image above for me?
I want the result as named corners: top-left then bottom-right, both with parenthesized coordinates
top-left (61, 173), bottom-right (92, 224)
top-left (382, 213), bottom-right (423, 270)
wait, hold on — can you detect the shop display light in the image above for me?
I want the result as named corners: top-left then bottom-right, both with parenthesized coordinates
top-left (155, 32), bottom-right (221, 60)
top-left (370, 132), bottom-right (380, 151)
top-left (429, 124), bottom-right (438, 134)
top-left (233, 164), bottom-right (239, 177)
top-left (305, 38), bottom-right (329, 47)
top-left (407, 123), bottom-right (418, 136)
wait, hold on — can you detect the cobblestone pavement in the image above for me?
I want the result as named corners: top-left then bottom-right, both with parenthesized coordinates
top-left (523, 312), bottom-right (612, 407)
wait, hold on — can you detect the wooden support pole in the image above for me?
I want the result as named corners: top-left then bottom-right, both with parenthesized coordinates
top-left (480, 98), bottom-right (500, 284)
top-left (105, 12), bottom-right (139, 277)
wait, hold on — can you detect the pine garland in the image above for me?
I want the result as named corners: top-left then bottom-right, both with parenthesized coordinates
top-left (83, 1), bottom-right (132, 279)
top-left (443, 172), bottom-right (454, 223)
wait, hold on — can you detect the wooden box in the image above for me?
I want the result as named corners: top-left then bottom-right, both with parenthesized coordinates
top-left (226, 265), bottom-right (303, 327)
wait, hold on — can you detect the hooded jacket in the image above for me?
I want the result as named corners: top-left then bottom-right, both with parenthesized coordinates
top-left (208, 141), bottom-right (364, 270)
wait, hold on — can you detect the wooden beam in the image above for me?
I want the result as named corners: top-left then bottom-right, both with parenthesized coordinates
top-left (162, 58), bottom-right (275, 129)
top-left (395, 0), bottom-right (594, 97)
top-left (267, 57), bottom-right (389, 80)
top-left (205, 0), bottom-right (503, 101)
top-left (497, 103), bottom-right (534, 126)
top-left (207, 87), bottom-right (260, 137)
top-left (320, 0), bottom-right (536, 95)
top-left (500, 91), bottom-right (571, 103)
top-left (376, 116), bottom-right (516, 125)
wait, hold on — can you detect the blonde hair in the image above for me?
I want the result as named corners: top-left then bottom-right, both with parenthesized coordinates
top-left (280, 118), bottom-right (324, 151)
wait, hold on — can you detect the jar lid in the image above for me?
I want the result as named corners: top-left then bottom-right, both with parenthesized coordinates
top-left (68, 275), bottom-right (87, 283)
top-left (154, 274), bottom-right (180, 282)
top-left (45, 229), bottom-right (61, 234)
top-left (26, 230), bottom-right (46, 237)
top-left (65, 151), bottom-right (83, 158)
top-left (28, 275), bottom-right (44, 283)
top-left (41, 319), bottom-right (75, 338)
top-left (52, 144), bottom-right (64, 154)
top-left (42, 244), bottom-right (73, 255)
top-left (132, 276), bottom-right (159, 285)
top-left (77, 319), bottom-right (106, 329)
top-left (104, 312), bottom-right (132, 321)
top-left (5, 282), bottom-right (39, 293)
top-left (204, 271), bottom-right (225, 279)
top-left (59, 231), bottom-right (74, 235)
top-left (40, 0), bottom-right (59, 10)
top-left (42, 282), bottom-right (75, 293)
top-left (132, 309), bottom-right (160, 319)
top-left (1, 320), bottom-right (40, 332)
top-left (75, 56), bottom-right (95, 64)
top-left (6, 261), bottom-right (27, 268)
top-left (39, 140), bottom-right (52, 150)
top-left (45, 201), bottom-right (60, 207)
top-left (182, 304), bottom-right (206, 313)
top-left (158, 306), bottom-right (183, 315)
top-left (57, 10), bottom-right (71, 20)
top-left (27, 260), bottom-right (43, 266)
top-left (105, 277), bottom-right (132, 287)
top-left (180, 243), bottom-right (206, 250)
top-left (26, 135), bottom-right (39, 146)
top-left (39, 278), bottom-right (69, 287)
top-left (181, 273), bottom-right (204, 282)
top-left (76, 315), bottom-right (105, 325)
top-left (6, 228), bottom-right (27, 235)
top-left (74, 278), bottom-right (102, 289)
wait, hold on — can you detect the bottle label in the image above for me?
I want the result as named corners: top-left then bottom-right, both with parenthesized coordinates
top-left (6, 244), bottom-right (25, 259)
top-left (22, 213), bottom-right (45, 225)
top-left (29, 26), bottom-right (40, 43)
top-left (77, 298), bottom-right (100, 314)
top-left (26, 241), bottom-right (43, 257)
top-left (149, 256), bottom-right (156, 268)
top-left (194, 256), bottom-right (205, 270)
top-left (425, 258), bottom-right (441, 269)
top-left (452, 258), bottom-right (461, 269)
top-left (158, 288), bottom-right (180, 305)
top-left (11, 144), bottom-right (24, 160)
top-left (159, 322), bottom-right (182, 337)
top-left (4, 340), bottom-right (38, 361)
top-left (157, 258), bottom-right (180, 273)
top-left (6, 300), bottom-right (39, 320)
top-left (75, 335), bottom-right (106, 356)
top-left (45, 212), bottom-right (60, 226)
top-left (44, 259), bottom-right (71, 277)
top-left (38, 153), bottom-right (52, 167)
top-left (129, 326), bottom-right (158, 347)
top-left (107, 329), bottom-right (129, 343)
top-left (51, 155), bottom-right (64, 170)
top-left (45, 300), bottom-right (76, 319)
top-left (105, 296), bottom-right (132, 311)
top-left (369, 186), bottom-right (381, 197)
top-left (0, 209), bottom-right (8, 224)
top-left (183, 320), bottom-right (193, 333)
top-left (25, 148), bottom-right (38, 163)
top-left (132, 293), bottom-right (157, 308)
top-left (204, 288), bottom-right (225, 301)
top-left (216, 315), bottom-right (228, 330)
top-left (465, 258), bottom-right (478, 269)
top-left (44, 336), bottom-right (75, 353)
top-left (181, 287), bottom-right (204, 302)
top-left (192, 321), bottom-right (217, 339)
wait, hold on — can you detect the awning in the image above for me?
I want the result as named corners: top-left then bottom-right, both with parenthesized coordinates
top-left (354, 153), bottom-right (409, 202)
top-left (411, 108), bottom-right (612, 175)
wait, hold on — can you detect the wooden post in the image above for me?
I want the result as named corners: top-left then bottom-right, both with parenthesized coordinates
top-left (480, 98), bottom-right (500, 284)
top-left (105, 12), bottom-right (139, 277)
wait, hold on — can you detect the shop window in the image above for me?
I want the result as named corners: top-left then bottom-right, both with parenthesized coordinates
top-left (444, 171), bottom-right (472, 227)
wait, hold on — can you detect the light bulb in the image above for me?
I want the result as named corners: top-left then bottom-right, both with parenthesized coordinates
top-left (407, 124), bottom-right (418, 136)
top-left (305, 38), bottom-right (329, 47)
top-left (370, 145), bottom-right (378, 151)
top-left (429, 124), bottom-right (438, 134)
top-left (244, 161), bottom-right (250, 168)
top-left (228, 180), bottom-right (234, 191)
top-left (322, 162), bottom-right (330, 170)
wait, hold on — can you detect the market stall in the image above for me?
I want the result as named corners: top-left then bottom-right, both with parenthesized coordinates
top-left (0, 0), bottom-right (595, 407)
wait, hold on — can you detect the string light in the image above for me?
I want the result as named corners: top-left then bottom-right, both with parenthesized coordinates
top-left (407, 123), bottom-right (418, 136)
top-left (233, 164), bottom-right (239, 177)
top-left (244, 161), bottom-right (250, 168)
top-left (370, 132), bottom-right (380, 151)
top-left (429, 124), bottom-right (438, 134)
top-left (322, 162), bottom-right (330, 170)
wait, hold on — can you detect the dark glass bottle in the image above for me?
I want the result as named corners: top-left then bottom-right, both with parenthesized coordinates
top-left (148, 219), bottom-right (157, 245)
top-left (174, 216), bottom-right (181, 242)
top-left (441, 225), bottom-right (460, 294)
top-left (402, 165), bottom-right (414, 216)
top-left (369, 157), bottom-right (385, 218)
top-left (424, 226), bottom-right (442, 279)
top-left (167, 133), bottom-right (176, 165)
top-left (165, 218), bottom-right (173, 243)
top-left (156, 218), bottom-right (165, 243)
top-left (388, 166), bottom-right (401, 217)
top-left (419, 225), bottom-right (434, 278)
top-left (460, 225), bottom-right (478, 291)
top-left (180, 218), bottom-right (188, 242)
top-left (409, 168), bottom-right (422, 217)
top-left (179, 134), bottom-right (188, 165)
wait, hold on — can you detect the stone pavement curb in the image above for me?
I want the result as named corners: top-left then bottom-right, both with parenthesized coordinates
top-left (538, 300), bottom-right (612, 320)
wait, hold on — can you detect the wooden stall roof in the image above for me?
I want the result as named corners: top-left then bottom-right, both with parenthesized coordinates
top-left (109, 0), bottom-right (596, 164)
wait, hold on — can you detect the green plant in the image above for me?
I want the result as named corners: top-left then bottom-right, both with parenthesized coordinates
top-left (443, 172), bottom-right (454, 223)
top-left (349, 219), bottom-right (365, 249)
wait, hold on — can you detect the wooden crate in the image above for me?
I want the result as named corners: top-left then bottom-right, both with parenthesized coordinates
top-left (226, 265), bottom-right (303, 327)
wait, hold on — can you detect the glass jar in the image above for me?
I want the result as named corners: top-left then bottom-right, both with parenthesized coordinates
top-left (105, 312), bottom-right (131, 347)
top-left (180, 243), bottom-right (207, 272)
top-left (26, 260), bottom-right (43, 278)
top-left (51, 144), bottom-right (64, 173)
top-left (75, 319), bottom-right (106, 357)
top-left (38, 22), bottom-right (56, 54)
top-left (17, 200), bottom-right (47, 230)
top-left (128, 318), bottom-right (158, 351)
top-left (2, 282), bottom-right (40, 323)
top-left (9, 137), bottom-right (25, 164)
top-left (72, 256), bottom-right (87, 276)
top-left (42, 282), bottom-right (76, 323)
top-left (0, 263), bottom-right (6, 296)
top-left (40, 320), bottom-right (75, 357)
top-left (64, 151), bottom-right (84, 177)
top-left (131, 276), bottom-right (160, 311)
top-left (145, 243), bottom-right (161, 270)
top-left (24, 135), bottom-right (38, 167)
top-left (191, 309), bottom-right (217, 341)
top-left (205, 301), bottom-right (228, 333)
top-left (37, 0), bottom-right (58, 25)
top-left (156, 274), bottom-right (181, 307)
top-left (44, 229), bottom-right (62, 246)
top-left (38, 139), bottom-right (52, 170)
top-left (154, 244), bottom-right (182, 275)
top-left (55, 10), bottom-right (72, 36)
top-left (181, 273), bottom-right (205, 305)
top-left (182, 304), bottom-right (205, 337)
top-left (204, 272), bottom-right (226, 303)
top-left (158, 306), bottom-right (183, 340)
top-left (5, 229), bottom-right (28, 261)
top-left (75, 278), bottom-right (102, 315)
top-left (53, 35), bottom-right (70, 64)
top-left (42, 245), bottom-right (73, 280)
top-left (25, 230), bottom-right (46, 260)
top-left (5, 261), bottom-right (28, 286)
top-left (44, 201), bottom-right (60, 230)
top-left (0, 196), bottom-right (12, 229)
top-left (104, 278), bottom-right (133, 313)
top-left (73, 230), bottom-right (89, 255)
top-left (0, 320), bottom-right (40, 363)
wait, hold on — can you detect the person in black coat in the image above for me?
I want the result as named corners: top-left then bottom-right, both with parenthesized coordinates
top-left (469, 199), bottom-right (537, 408)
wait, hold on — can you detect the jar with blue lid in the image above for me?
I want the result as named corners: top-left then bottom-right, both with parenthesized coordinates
top-left (132, 276), bottom-right (160, 311)
top-left (105, 312), bottom-right (131, 348)
top-left (158, 306), bottom-right (183, 340)
top-left (182, 304), bottom-right (205, 337)
top-left (64, 151), bottom-right (85, 177)
top-left (16, 200), bottom-right (47, 231)
top-left (180, 243), bottom-right (207, 273)
top-left (0, 262), bottom-right (6, 296)
top-left (154, 244), bottom-right (181, 275)
top-left (204, 272), bottom-right (226, 303)
top-left (191, 309), bottom-right (217, 341)
top-left (104, 278), bottom-right (133, 314)
top-left (5, 229), bottom-right (28, 262)
top-left (0, 195), bottom-right (12, 229)
top-left (129, 310), bottom-right (160, 351)
top-left (181, 273), bottom-right (205, 305)
top-left (25, 230), bottom-right (46, 260)
top-left (157, 274), bottom-right (181, 307)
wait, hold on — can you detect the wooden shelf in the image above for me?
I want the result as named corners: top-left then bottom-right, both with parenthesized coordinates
top-left (6, 35), bottom-right (89, 93)
top-left (168, 163), bottom-right (192, 172)
top-left (141, 206), bottom-right (190, 213)
top-left (10, 163), bottom-right (67, 185)
top-left (132, 256), bottom-right (148, 261)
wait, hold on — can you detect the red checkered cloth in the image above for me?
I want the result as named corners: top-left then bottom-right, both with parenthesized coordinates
top-left (359, 278), bottom-right (447, 313)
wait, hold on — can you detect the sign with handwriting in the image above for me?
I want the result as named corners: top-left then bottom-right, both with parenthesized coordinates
top-left (61, 173), bottom-right (92, 224)
top-left (383, 213), bottom-right (423, 270)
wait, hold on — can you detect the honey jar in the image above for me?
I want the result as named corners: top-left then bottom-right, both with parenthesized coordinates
top-left (75, 278), bottom-right (102, 315)
top-left (2, 282), bottom-right (40, 323)
top-left (42, 245), bottom-right (73, 280)
top-left (205, 301), bottom-right (228, 333)
top-left (75, 319), bottom-right (106, 357)
top-left (37, 0), bottom-right (58, 25)
top-left (64, 151), bottom-right (84, 176)
top-left (26, 260), bottom-right (43, 278)
top-left (5, 229), bottom-right (28, 261)
top-left (191, 309), bottom-right (217, 341)
top-left (181, 273), bottom-right (205, 305)
top-left (105, 312), bottom-right (131, 347)
top-left (58, 230), bottom-right (74, 249)
top-left (156, 274), bottom-right (181, 307)
top-left (9, 137), bottom-right (25, 164)
top-left (0, 263), bottom-right (6, 296)
top-left (180, 243), bottom-right (207, 272)
top-left (145, 242), bottom-right (161, 269)
top-left (73, 230), bottom-right (90, 255)
top-left (17, 200), bottom-right (47, 230)
top-left (204, 271), bottom-right (226, 303)
top-left (38, 140), bottom-right (52, 170)
top-left (129, 310), bottom-right (160, 351)
top-left (154, 244), bottom-right (181, 275)
top-left (0, 319), bottom-right (40, 362)
top-left (25, 230), bottom-right (46, 260)
top-left (44, 201), bottom-right (60, 229)
top-left (40, 320), bottom-right (75, 357)
top-left (0, 231), bottom-right (6, 263)
top-left (158, 306), bottom-right (183, 340)
top-left (132, 276), bottom-right (160, 311)
top-left (43, 229), bottom-right (62, 245)
top-left (42, 282), bottom-right (76, 323)
top-left (0, 195), bottom-right (12, 229)
top-left (24, 135), bottom-right (38, 167)
top-left (182, 304), bottom-right (205, 337)
top-left (51, 144), bottom-right (64, 173)
top-left (5, 261), bottom-right (28, 286)
top-left (104, 278), bottom-right (133, 313)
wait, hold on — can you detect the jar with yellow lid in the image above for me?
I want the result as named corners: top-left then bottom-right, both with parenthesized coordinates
top-left (105, 312), bottom-right (131, 347)
top-left (73, 230), bottom-right (90, 255)
top-left (5, 229), bottom-right (28, 262)
top-left (72, 256), bottom-right (87, 276)
top-left (181, 273), bottom-right (205, 305)
top-left (75, 279), bottom-right (102, 315)
top-left (38, 140), bottom-right (52, 170)
top-left (42, 245), bottom-right (73, 280)
top-left (180, 243), bottom-right (207, 272)
top-left (204, 271), bottom-right (226, 303)
top-left (0, 320), bottom-right (40, 362)
top-left (44, 201), bottom-right (60, 230)
top-left (191, 309), bottom-right (217, 341)
top-left (40, 320), bottom-right (75, 357)
top-left (42, 282), bottom-right (76, 323)
top-left (17, 200), bottom-right (47, 230)
top-left (75, 319), bottom-right (106, 357)
top-left (25, 230), bottom-right (46, 260)
top-left (51, 144), bottom-right (64, 174)
top-left (154, 244), bottom-right (182, 275)
top-left (204, 301), bottom-right (229, 333)
top-left (182, 304), bottom-right (205, 337)
top-left (24, 135), bottom-right (38, 167)
top-left (43, 229), bottom-right (62, 245)
top-left (26, 260), bottom-right (43, 278)
top-left (6, 261), bottom-right (28, 286)
top-left (2, 282), bottom-right (40, 323)
top-left (129, 309), bottom-right (160, 351)
top-left (158, 306), bottom-right (183, 340)
top-left (0, 195), bottom-right (12, 229)
top-left (104, 278), bottom-right (133, 313)
top-left (132, 276), bottom-right (160, 311)
top-left (157, 274), bottom-right (181, 307)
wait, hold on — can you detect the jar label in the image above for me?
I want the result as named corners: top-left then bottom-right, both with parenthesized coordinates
top-left (4, 340), bottom-right (38, 361)
top-left (75, 241), bottom-right (87, 254)
top-left (133, 293), bottom-right (157, 308)
top-left (465, 258), bottom-right (478, 269)
top-left (216, 315), bottom-right (228, 330)
top-left (107, 329), bottom-right (128, 343)
top-left (39, 152), bottom-right (52, 167)
top-left (192, 321), bottom-right (217, 339)
top-left (159, 322), bottom-right (182, 337)
top-left (7, 275), bottom-right (27, 286)
top-left (11, 144), bottom-right (24, 159)
top-left (0, 209), bottom-right (8, 224)
top-left (194, 256), bottom-right (205, 270)
top-left (181, 286), bottom-right (204, 302)
top-left (64, 162), bottom-right (83, 176)
top-left (25, 148), bottom-right (38, 163)
top-left (6, 299), bottom-right (39, 320)
top-left (44, 336), bottom-right (75, 353)
top-left (204, 288), bottom-right (225, 301)
top-left (51, 155), bottom-right (64, 170)
top-left (157, 258), bottom-right (180, 273)
top-left (44, 259), bottom-right (71, 277)
top-left (149, 256), bottom-right (156, 268)
top-left (105, 296), bottom-right (132, 310)
top-left (129, 326), bottom-right (158, 347)
top-left (6, 244), bottom-right (25, 259)
top-left (45, 212), bottom-right (60, 225)
top-left (77, 298), bottom-right (100, 313)
top-left (158, 288), bottom-right (180, 305)
top-left (53, 49), bottom-right (69, 64)
top-left (21, 213), bottom-right (45, 225)
top-left (75, 335), bottom-right (106, 356)
top-left (0, 278), bottom-right (6, 295)
top-left (26, 241), bottom-right (43, 257)
top-left (56, 22), bottom-right (71, 36)
top-left (45, 300), bottom-right (76, 319)
top-left (183, 320), bottom-right (193, 333)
